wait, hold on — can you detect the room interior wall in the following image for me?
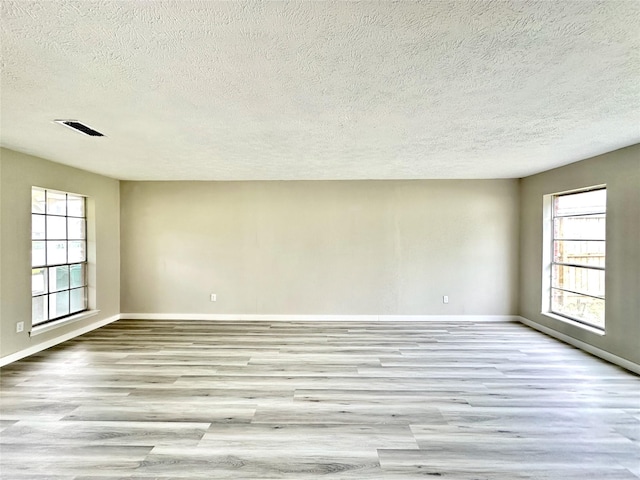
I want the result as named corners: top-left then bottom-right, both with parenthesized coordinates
top-left (0, 148), bottom-right (120, 361)
top-left (519, 144), bottom-right (640, 365)
top-left (120, 179), bottom-right (520, 317)
top-left (1, 144), bottom-right (637, 369)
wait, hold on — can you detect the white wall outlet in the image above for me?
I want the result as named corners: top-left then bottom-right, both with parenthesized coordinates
top-left (443, 295), bottom-right (449, 304)
top-left (210, 293), bottom-right (217, 302)
top-left (16, 321), bottom-right (24, 333)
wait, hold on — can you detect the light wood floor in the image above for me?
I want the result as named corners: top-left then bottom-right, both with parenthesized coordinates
top-left (1, 319), bottom-right (638, 479)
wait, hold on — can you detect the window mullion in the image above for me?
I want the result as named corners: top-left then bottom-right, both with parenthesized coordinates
top-left (554, 212), bottom-right (606, 218)
top-left (551, 261), bottom-right (605, 271)
top-left (552, 238), bottom-right (605, 241)
top-left (44, 190), bottom-right (49, 321)
top-left (551, 286), bottom-right (605, 301)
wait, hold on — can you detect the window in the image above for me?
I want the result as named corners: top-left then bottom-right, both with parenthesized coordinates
top-left (32, 187), bottom-right (88, 326)
top-left (549, 187), bottom-right (606, 329)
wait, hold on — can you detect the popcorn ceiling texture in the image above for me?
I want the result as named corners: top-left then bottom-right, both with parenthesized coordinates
top-left (1, 1), bottom-right (639, 180)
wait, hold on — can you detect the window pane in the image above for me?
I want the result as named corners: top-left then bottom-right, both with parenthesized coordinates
top-left (48, 265), bottom-right (70, 292)
top-left (67, 194), bottom-right (85, 217)
top-left (32, 187), bottom-right (46, 214)
top-left (554, 215), bottom-right (605, 240)
top-left (49, 291), bottom-right (70, 319)
top-left (68, 241), bottom-right (86, 263)
top-left (553, 240), bottom-right (605, 268)
top-left (70, 287), bottom-right (86, 313)
top-left (46, 216), bottom-right (67, 240)
top-left (554, 189), bottom-right (606, 217)
top-left (32, 241), bottom-right (46, 267)
top-left (70, 263), bottom-right (86, 288)
top-left (32, 268), bottom-right (48, 295)
top-left (68, 218), bottom-right (86, 239)
top-left (46, 191), bottom-right (67, 216)
top-left (552, 288), bottom-right (605, 328)
top-left (32, 214), bottom-right (46, 240)
top-left (552, 265), bottom-right (604, 298)
top-left (47, 240), bottom-right (67, 265)
top-left (32, 295), bottom-right (48, 324)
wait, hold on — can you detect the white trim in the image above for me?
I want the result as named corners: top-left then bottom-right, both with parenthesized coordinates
top-left (541, 312), bottom-right (605, 336)
top-left (518, 316), bottom-right (640, 375)
top-left (120, 313), bottom-right (518, 322)
top-left (0, 314), bottom-right (120, 367)
top-left (30, 310), bottom-right (100, 336)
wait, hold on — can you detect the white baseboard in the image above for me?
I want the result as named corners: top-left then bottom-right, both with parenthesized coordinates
top-left (517, 316), bottom-right (640, 375)
top-left (120, 313), bottom-right (518, 322)
top-left (0, 314), bottom-right (120, 367)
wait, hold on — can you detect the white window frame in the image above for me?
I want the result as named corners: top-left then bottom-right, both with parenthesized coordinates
top-left (31, 187), bottom-right (89, 327)
top-left (542, 185), bottom-right (606, 333)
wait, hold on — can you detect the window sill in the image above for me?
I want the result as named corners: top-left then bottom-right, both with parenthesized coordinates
top-left (541, 312), bottom-right (605, 336)
top-left (30, 310), bottom-right (100, 337)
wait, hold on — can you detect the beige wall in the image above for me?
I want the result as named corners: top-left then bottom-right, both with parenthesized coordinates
top-left (0, 148), bottom-right (120, 360)
top-left (120, 180), bottom-right (520, 316)
top-left (519, 144), bottom-right (640, 365)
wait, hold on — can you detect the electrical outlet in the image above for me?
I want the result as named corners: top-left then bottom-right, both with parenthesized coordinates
top-left (210, 293), bottom-right (217, 302)
top-left (443, 295), bottom-right (449, 304)
top-left (16, 321), bottom-right (24, 333)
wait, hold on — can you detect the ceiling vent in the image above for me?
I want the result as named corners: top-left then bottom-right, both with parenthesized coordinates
top-left (54, 120), bottom-right (105, 137)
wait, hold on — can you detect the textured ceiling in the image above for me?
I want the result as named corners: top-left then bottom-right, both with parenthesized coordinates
top-left (1, 1), bottom-right (639, 181)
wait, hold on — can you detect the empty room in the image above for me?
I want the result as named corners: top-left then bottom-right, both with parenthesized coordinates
top-left (1, 1), bottom-right (639, 479)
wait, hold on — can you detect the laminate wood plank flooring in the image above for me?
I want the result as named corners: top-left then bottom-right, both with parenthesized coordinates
top-left (1, 319), bottom-right (639, 479)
